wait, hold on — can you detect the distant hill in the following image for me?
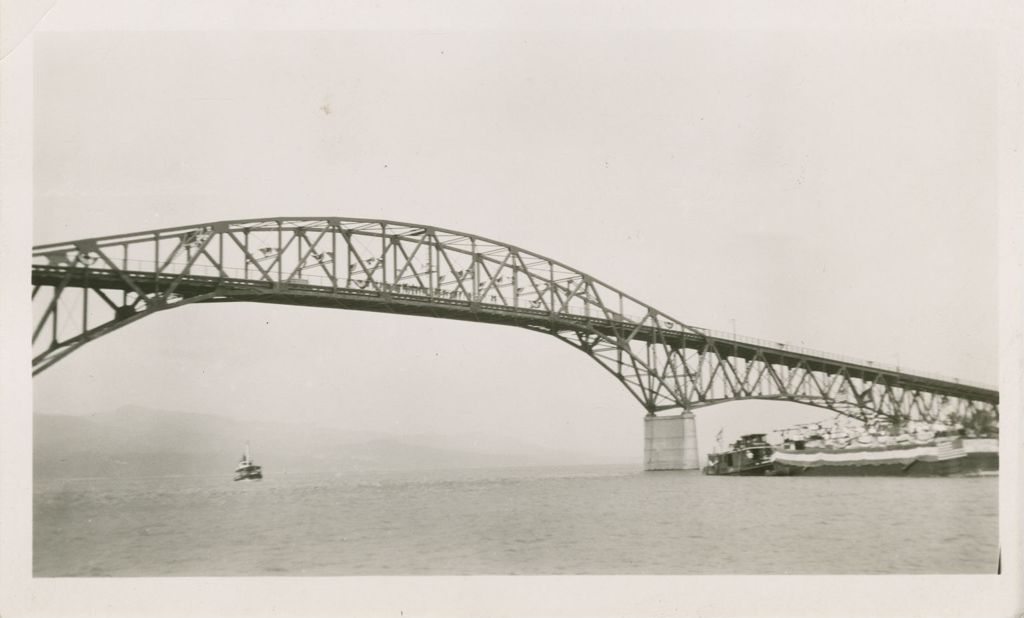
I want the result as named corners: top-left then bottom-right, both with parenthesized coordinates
top-left (34, 405), bottom-right (619, 478)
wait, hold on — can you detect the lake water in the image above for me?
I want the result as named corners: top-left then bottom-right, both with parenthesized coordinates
top-left (34, 465), bottom-right (999, 576)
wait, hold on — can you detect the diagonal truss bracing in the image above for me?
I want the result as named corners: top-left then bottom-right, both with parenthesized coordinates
top-left (31, 217), bottom-right (999, 426)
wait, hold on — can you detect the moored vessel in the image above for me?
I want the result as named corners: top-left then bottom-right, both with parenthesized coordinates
top-left (234, 442), bottom-right (263, 481)
top-left (766, 419), bottom-right (976, 477)
top-left (769, 435), bottom-right (969, 477)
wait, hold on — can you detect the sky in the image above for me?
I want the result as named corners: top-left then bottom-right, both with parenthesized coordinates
top-left (31, 28), bottom-right (999, 464)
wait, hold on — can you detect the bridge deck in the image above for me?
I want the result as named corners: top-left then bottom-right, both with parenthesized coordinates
top-left (33, 265), bottom-right (998, 404)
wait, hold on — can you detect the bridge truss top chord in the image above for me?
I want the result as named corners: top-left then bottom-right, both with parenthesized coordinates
top-left (32, 217), bottom-right (998, 427)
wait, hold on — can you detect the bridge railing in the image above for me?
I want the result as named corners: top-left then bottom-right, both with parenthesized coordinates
top-left (35, 258), bottom-right (995, 392)
top-left (694, 327), bottom-right (992, 390)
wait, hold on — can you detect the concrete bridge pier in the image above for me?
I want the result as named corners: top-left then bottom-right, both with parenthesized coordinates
top-left (644, 411), bottom-right (700, 471)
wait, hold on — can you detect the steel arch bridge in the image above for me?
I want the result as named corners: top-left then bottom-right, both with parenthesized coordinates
top-left (32, 217), bottom-right (998, 426)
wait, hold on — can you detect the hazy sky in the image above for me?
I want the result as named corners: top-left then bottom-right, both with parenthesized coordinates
top-left (32, 28), bottom-right (998, 462)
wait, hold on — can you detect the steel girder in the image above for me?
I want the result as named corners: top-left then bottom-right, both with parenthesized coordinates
top-left (31, 217), bottom-right (998, 426)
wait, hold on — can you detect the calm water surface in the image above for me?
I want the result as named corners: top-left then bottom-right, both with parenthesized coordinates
top-left (34, 465), bottom-right (998, 576)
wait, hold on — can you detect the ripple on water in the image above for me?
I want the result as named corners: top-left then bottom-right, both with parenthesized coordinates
top-left (33, 467), bottom-right (999, 576)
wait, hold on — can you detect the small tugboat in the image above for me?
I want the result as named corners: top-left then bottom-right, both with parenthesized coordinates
top-left (234, 442), bottom-right (263, 481)
top-left (703, 433), bottom-right (774, 476)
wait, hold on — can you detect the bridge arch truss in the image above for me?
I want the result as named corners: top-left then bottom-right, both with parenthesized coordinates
top-left (32, 217), bottom-right (998, 426)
